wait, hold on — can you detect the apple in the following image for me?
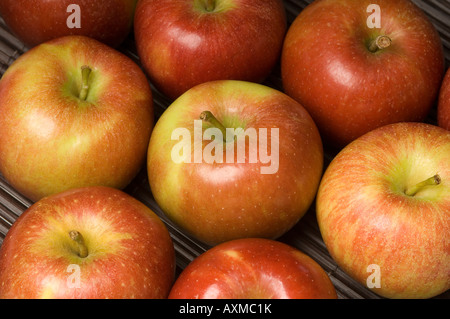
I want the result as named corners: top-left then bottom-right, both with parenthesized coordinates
top-left (0, 0), bottom-right (138, 48)
top-left (0, 186), bottom-right (175, 299)
top-left (316, 122), bottom-right (450, 299)
top-left (147, 80), bottom-right (323, 246)
top-left (168, 238), bottom-right (337, 299)
top-left (281, 0), bottom-right (445, 148)
top-left (0, 35), bottom-right (154, 202)
top-left (438, 67), bottom-right (450, 131)
top-left (134, 0), bottom-right (287, 101)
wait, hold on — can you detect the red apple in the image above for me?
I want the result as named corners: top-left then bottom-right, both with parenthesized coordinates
top-left (0, 35), bottom-right (154, 202)
top-left (281, 0), bottom-right (445, 148)
top-left (134, 0), bottom-right (287, 100)
top-left (147, 80), bottom-right (323, 246)
top-left (0, 186), bottom-right (175, 299)
top-left (316, 122), bottom-right (450, 299)
top-left (168, 238), bottom-right (337, 299)
top-left (0, 0), bottom-right (138, 48)
top-left (438, 67), bottom-right (450, 131)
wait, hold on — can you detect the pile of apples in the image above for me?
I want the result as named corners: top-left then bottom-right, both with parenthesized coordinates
top-left (0, 0), bottom-right (448, 299)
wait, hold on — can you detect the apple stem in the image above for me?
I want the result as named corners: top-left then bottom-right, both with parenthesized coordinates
top-left (79, 65), bottom-right (92, 101)
top-left (69, 230), bottom-right (89, 258)
top-left (204, 0), bottom-right (215, 12)
top-left (200, 111), bottom-right (229, 142)
top-left (368, 35), bottom-right (392, 53)
top-left (405, 174), bottom-right (441, 197)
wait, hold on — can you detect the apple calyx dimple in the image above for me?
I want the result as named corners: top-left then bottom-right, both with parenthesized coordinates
top-left (204, 0), bottom-right (216, 12)
top-left (404, 174), bottom-right (441, 197)
top-left (69, 230), bottom-right (89, 258)
top-left (368, 35), bottom-right (392, 53)
top-left (79, 65), bottom-right (92, 101)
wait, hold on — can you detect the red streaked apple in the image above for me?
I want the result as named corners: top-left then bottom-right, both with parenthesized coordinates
top-left (316, 122), bottom-right (450, 299)
top-left (147, 80), bottom-right (323, 246)
top-left (0, 0), bottom-right (138, 48)
top-left (168, 238), bottom-right (337, 299)
top-left (0, 186), bottom-right (175, 299)
top-left (438, 68), bottom-right (450, 131)
top-left (0, 35), bottom-right (154, 202)
top-left (134, 0), bottom-right (287, 100)
top-left (281, 0), bottom-right (445, 147)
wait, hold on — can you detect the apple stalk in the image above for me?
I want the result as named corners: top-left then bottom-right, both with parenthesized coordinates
top-left (368, 35), bottom-right (392, 53)
top-left (79, 65), bottom-right (92, 101)
top-left (69, 230), bottom-right (89, 258)
top-left (405, 174), bottom-right (441, 197)
top-left (200, 110), bottom-right (230, 142)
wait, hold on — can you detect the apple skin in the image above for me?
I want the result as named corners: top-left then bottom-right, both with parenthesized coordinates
top-left (0, 186), bottom-right (175, 299)
top-left (134, 0), bottom-right (287, 100)
top-left (147, 80), bottom-right (323, 246)
top-left (316, 122), bottom-right (450, 299)
top-left (0, 0), bottom-right (138, 48)
top-left (168, 238), bottom-right (337, 299)
top-left (281, 0), bottom-right (445, 148)
top-left (0, 35), bottom-right (154, 202)
top-left (438, 68), bottom-right (450, 131)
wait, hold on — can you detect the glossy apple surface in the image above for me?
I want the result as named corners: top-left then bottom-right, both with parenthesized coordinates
top-left (134, 0), bottom-right (287, 100)
top-left (316, 122), bottom-right (450, 299)
top-left (147, 80), bottom-right (323, 246)
top-left (0, 36), bottom-right (154, 202)
top-left (0, 0), bottom-right (137, 48)
top-left (169, 238), bottom-right (337, 299)
top-left (438, 68), bottom-right (450, 131)
top-left (0, 186), bottom-right (175, 299)
top-left (281, 0), bottom-right (445, 147)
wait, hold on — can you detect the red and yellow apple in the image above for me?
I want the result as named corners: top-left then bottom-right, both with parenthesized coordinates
top-left (0, 35), bottom-right (154, 202)
top-left (316, 122), bottom-right (450, 299)
top-left (169, 238), bottom-right (337, 299)
top-left (134, 0), bottom-right (287, 100)
top-left (0, 0), bottom-right (138, 48)
top-left (147, 80), bottom-right (323, 246)
top-left (438, 67), bottom-right (450, 131)
top-left (0, 186), bottom-right (175, 299)
top-left (281, 0), bottom-right (445, 147)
